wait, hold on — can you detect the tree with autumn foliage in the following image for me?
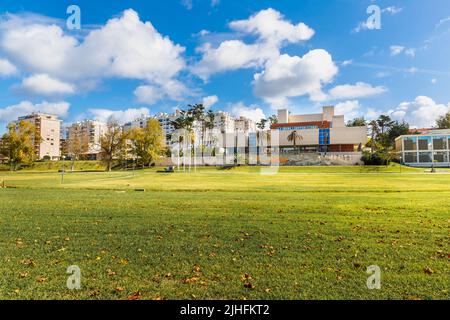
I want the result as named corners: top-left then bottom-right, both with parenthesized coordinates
top-left (1, 121), bottom-right (39, 170)
top-left (128, 119), bottom-right (165, 168)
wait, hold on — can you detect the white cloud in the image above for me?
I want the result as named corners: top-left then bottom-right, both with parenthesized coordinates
top-left (0, 100), bottom-right (70, 125)
top-left (390, 45), bottom-right (405, 56)
top-left (230, 102), bottom-right (266, 123)
top-left (431, 78), bottom-right (437, 84)
top-left (382, 6), bottom-right (403, 15)
top-left (390, 96), bottom-right (450, 128)
top-left (88, 107), bottom-right (150, 124)
top-left (0, 58), bottom-right (18, 76)
top-left (202, 95), bottom-right (219, 108)
top-left (192, 40), bottom-right (277, 80)
top-left (134, 85), bottom-right (163, 105)
top-left (335, 100), bottom-right (362, 120)
top-left (0, 10), bottom-right (186, 102)
top-left (229, 8), bottom-right (314, 45)
top-left (192, 8), bottom-right (314, 80)
top-left (390, 45), bottom-right (416, 57)
top-left (180, 0), bottom-right (193, 10)
top-left (328, 82), bottom-right (387, 100)
top-left (20, 74), bottom-right (75, 96)
top-left (342, 60), bottom-right (353, 66)
top-left (253, 50), bottom-right (338, 106)
top-left (211, 0), bottom-right (220, 7)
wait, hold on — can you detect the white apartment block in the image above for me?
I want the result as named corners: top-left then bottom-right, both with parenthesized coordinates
top-left (67, 120), bottom-right (107, 160)
top-left (234, 116), bottom-right (256, 133)
top-left (16, 113), bottom-right (61, 160)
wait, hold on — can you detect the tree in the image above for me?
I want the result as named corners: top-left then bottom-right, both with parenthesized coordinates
top-left (377, 115), bottom-right (394, 134)
top-left (368, 120), bottom-right (380, 153)
top-left (347, 117), bottom-right (367, 127)
top-left (100, 121), bottom-right (126, 172)
top-left (2, 121), bottom-right (38, 170)
top-left (436, 112), bottom-right (450, 129)
top-left (268, 115), bottom-right (278, 126)
top-left (287, 130), bottom-right (303, 154)
top-left (129, 119), bottom-right (165, 168)
top-left (67, 130), bottom-right (89, 171)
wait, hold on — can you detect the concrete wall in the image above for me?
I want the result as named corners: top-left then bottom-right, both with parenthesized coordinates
top-left (330, 127), bottom-right (367, 145)
top-left (278, 129), bottom-right (319, 146)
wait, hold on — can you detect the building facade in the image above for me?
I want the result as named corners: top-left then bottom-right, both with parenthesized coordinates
top-left (16, 113), bottom-right (61, 160)
top-left (67, 120), bottom-right (107, 160)
top-left (395, 129), bottom-right (450, 167)
top-left (272, 106), bottom-right (367, 154)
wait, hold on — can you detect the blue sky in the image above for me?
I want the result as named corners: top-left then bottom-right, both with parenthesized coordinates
top-left (0, 0), bottom-right (449, 133)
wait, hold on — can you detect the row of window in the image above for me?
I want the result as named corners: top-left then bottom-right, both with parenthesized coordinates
top-left (403, 151), bottom-right (449, 163)
top-left (403, 136), bottom-right (450, 151)
top-left (279, 125), bottom-right (319, 131)
top-left (319, 129), bottom-right (330, 146)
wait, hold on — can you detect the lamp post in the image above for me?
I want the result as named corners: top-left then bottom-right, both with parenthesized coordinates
top-left (61, 155), bottom-right (66, 183)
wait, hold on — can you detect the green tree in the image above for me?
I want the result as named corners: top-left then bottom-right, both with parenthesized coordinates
top-left (377, 115), bottom-right (394, 134)
top-left (100, 121), bottom-right (127, 172)
top-left (347, 117), bottom-right (367, 127)
top-left (2, 121), bottom-right (38, 170)
top-left (287, 130), bottom-right (303, 154)
top-left (129, 119), bottom-right (164, 168)
top-left (436, 112), bottom-right (450, 129)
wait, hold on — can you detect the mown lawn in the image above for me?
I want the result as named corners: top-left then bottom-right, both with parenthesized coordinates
top-left (0, 166), bottom-right (448, 300)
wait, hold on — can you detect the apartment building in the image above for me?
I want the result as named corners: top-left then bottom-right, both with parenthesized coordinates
top-left (67, 120), bottom-right (107, 160)
top-left (235, 116), bottom-right (256, 133)
top-left (16, 113), bottom-right (61, 160)
top-left (272, 106), bottom-right (367, 153)
top-left (395, 129), bottom-right (450, 167)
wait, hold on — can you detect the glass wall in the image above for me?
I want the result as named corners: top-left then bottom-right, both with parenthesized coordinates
top-left (419, 152), bottom-right (432, 163)
top-left (404, 152), bottom-right (417, 163)
top-left (433, 152), bottom-right (448, 163)
top-left (403, 137), bottom-right (417, 151)
top-left (433, 136), bottom-right (447, 150)
top-left (418, 137), bottom-right (432, 150)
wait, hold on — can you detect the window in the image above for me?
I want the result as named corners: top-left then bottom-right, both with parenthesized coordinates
top-left (418, 137), bottom-right (431, 151)
top-left (319, 129), bottom-right (330, 145)
top-left (433, 152), bottom-right (447, 163)
top-left (419, 152), bottom-right (432, 163)
top-left (433, 136), bottom-right (446, 150)
top-left (404, 153), bottom-right (417, 163)
top-left (403, 137), bottom-right (417, 151)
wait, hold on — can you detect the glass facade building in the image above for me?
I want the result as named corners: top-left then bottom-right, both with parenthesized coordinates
top-left (395, 130), bottom-right (450, 167)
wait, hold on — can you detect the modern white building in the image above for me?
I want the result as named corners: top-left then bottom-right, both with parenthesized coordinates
top-left (16, 113), bottom-right (61, 160)
top-left (395, 129), bottom-right (450, 167)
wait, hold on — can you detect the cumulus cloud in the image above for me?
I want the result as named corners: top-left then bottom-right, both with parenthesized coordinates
top-left (202, 95), bottom-right (219, 108)
top-left (20, 74), bottom-right (75, 96)
top-left (230, 102), bottom-right (266, 123)
top-left (0, 10), bottom-right (187, 102)
top-left (134, 79), bottom-right (193, 105)
top-left (192, 41), bottom-right (277, 80)
top-left (390, 96), bottom-right (450, 128)
top-left (192, 8), bottom-right (314, 80)
top-left (328, 82), bottom-right (387, 100)
top-left (335, 100), bottom-right (362, 120)
top-left (253, 50), bottom-right (338, 106)
top-left (0, 58), bottom-right (18, 76)
top-left (229, 8), bottom-right (314, 45)
top-left (0, 100), bottom-right (70, 128)
top-left (88, 107), bottom-right (150, 124)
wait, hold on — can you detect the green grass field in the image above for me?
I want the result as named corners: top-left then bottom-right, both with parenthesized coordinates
top-left (0, 165), bottom-right (448, 300)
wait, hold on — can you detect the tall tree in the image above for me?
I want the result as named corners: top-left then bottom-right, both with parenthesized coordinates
top-left (129, 119), bottom-right (164, 168)
top-left (436, 112), bottom-right (450, 129)
top-left (67, 131), bottom-right (89, 171)
top-left (287, 130), bottom-right (303, 154)
top-left (377, 115), bottom-right (394, 134)
top-left (100, 121), bottom-right (126, 172)
top-left (347, 117), bottom-right (367, 127)
top-left (2, 121), bottom-right (38, 170)
top-left (368, 120), bottom-right (380, 153)
top-left (268, 115), bottom-right (278, 126)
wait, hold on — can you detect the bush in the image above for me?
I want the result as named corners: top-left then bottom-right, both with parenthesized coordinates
top-left (361, 151), bottom-right (389, 166)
